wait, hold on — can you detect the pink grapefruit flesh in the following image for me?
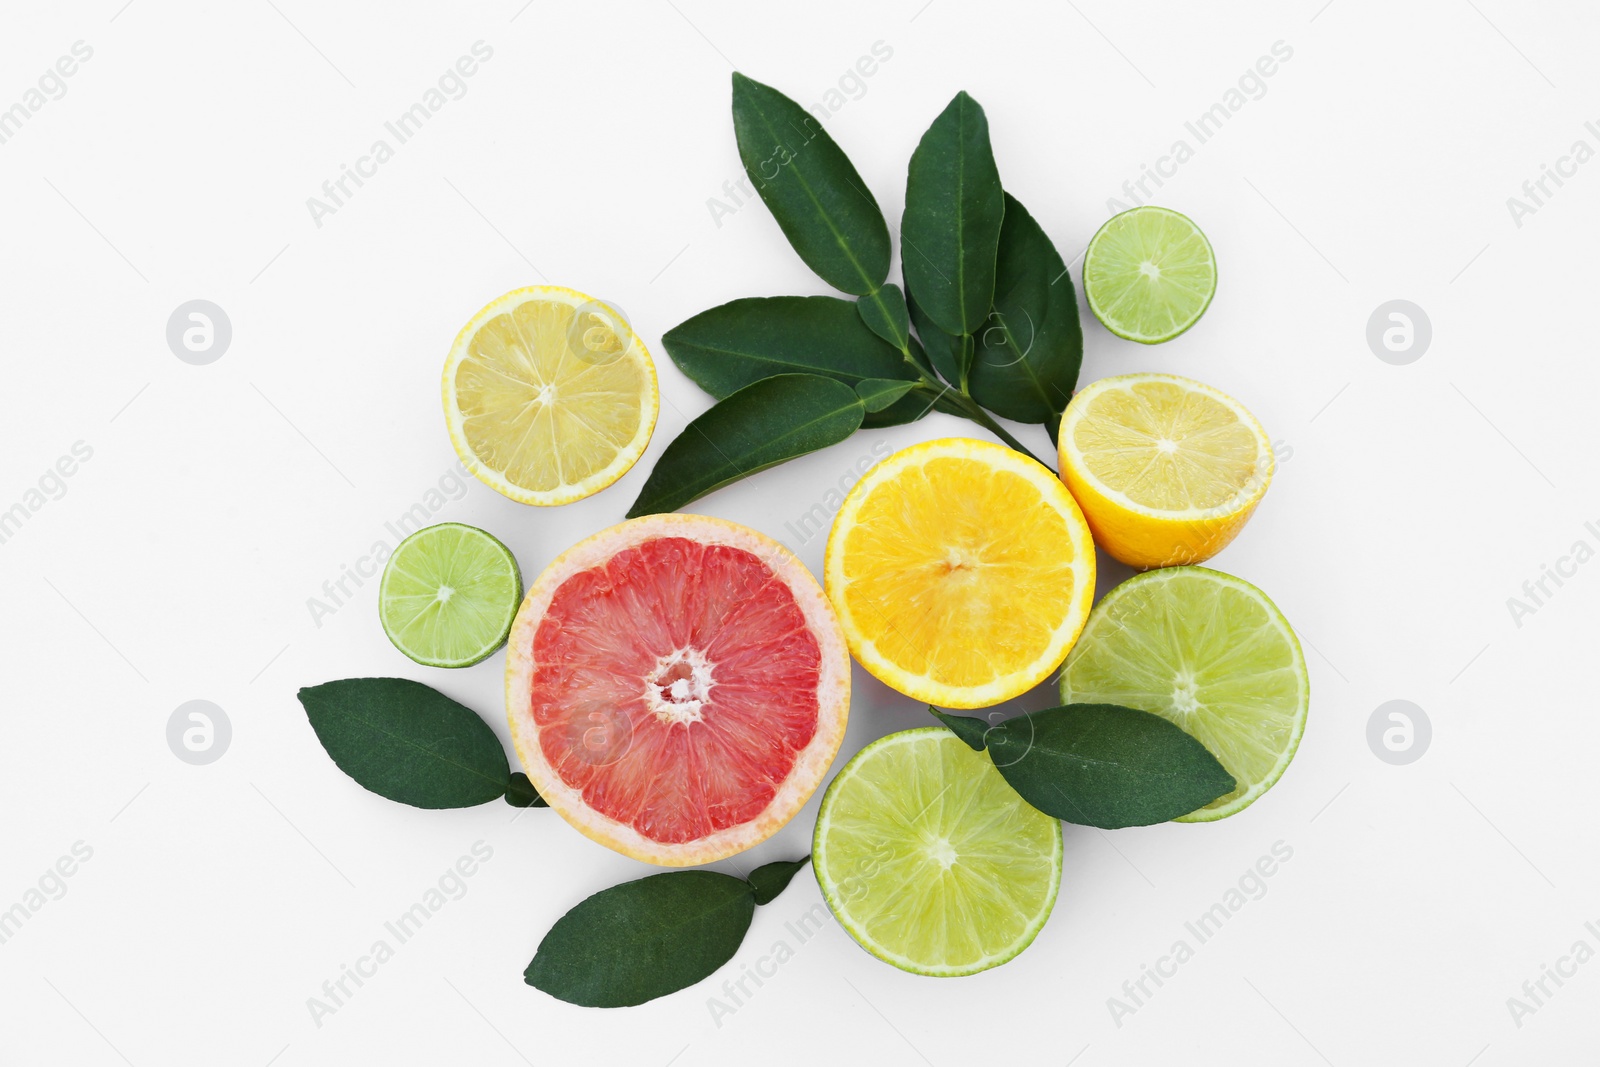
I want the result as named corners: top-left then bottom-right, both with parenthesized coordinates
top-left (506, 514), bottom-right (850, 866)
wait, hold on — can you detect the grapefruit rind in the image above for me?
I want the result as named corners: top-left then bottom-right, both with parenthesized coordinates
top-left (505, 513), bottom-right (850, 866)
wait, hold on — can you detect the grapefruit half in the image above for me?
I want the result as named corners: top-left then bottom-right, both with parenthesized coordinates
top-left (506, 514), bottom-right (850, 866)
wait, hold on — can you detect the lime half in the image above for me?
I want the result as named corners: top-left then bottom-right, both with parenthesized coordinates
top-left (1059, 566), bottom-right (1308, 821)
top-left (379, 523), bottom-right (522, 668)
top-left (1084, 206), bottom-right (1216, 343)
top-left (813, 728), bottom-right (1062, 976)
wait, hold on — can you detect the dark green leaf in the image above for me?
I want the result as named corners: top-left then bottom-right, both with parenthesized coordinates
top-left (907, 284), bottom-right (964, 387)
top-left (663, 296), bottom-right (917, 401)
top-left (902, 91), bottom-right (1004, 337)
top-left (627, 374), bottom-right (865, 517)
top-left (747, 856), bottom-right (811, 905)
top-left (855, 378), bottom-right (918, 412)
top-left (968, 193), bottom-right (1083, 431)
top-left (297, 678), bottom-right (509, 809)
top-left (862, 335), bottom-right (959, 427)
top-left (856, 283), bottom-right (912, 353)
top-left (984, 704), bottom-right (1236, 828)
top-left (905, 333), bottom-right (941, 384)
top-left (731, 72), bottom-right (890, 295)
top-left (928, 707), bottom-right (989, 751)
top-left (526, 871), bottom-right (755, 1007)
top-left (863, 391), bottom-right (941, 428)
top-left (504, 771), bottom-right (547, 808)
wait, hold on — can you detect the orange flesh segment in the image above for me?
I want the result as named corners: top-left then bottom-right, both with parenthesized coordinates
top-left (839, 457), bottom-right (1081, 689)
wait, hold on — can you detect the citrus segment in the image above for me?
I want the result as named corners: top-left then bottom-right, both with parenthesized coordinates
top-left (443, 287), bottom-right (658, 506)
top-left (377, 523), bottom-right (522, 668)
top-left (1059, 373), bottom-right (1274, 568)
top-left (1058, 566), bottom-right (1308, 821)
top-left (814, 728), bottom-right (1062, 976)
top-left (506, 514), bottom-right (849, 865)
top-left (824, 438), bottom-right (1095, 709)
top-left (1083, 205), bottom-right (1216, 343)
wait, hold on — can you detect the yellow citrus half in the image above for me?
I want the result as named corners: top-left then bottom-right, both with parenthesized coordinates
top-left (1058, 373), bottom-right (1273, 569)
top-left (824, 438), bottom-right (1096, 709)
top-left (442, 286), bottom-right (658, 506)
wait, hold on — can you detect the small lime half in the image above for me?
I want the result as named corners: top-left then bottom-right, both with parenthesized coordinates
top-left (813, 728), bottom-right (1062, 976)
top-left (1084, 206), bottom-right (1216, 343)
top-left (1059, 566), bottom-right (1308, 821)
top-left (379, 523), bottom-right (522, 668)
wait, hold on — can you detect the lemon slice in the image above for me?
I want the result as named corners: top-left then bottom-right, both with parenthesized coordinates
top-left (1058, 373), bottom-right (1273, 569)
top-left (442, 287), bottom-right (658, 506)
top-left (1059, 566), bottom-right (1308, 820)
top-left (824, 438), bottom-right (1096, 709)
top-left (814, 727), bottom-right (1062, 976)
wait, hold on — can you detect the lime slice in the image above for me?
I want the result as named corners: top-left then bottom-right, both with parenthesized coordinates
top-left (379, 523), bottom-right (522, 668)
top-left (1083, 206), bottom-right (1216, 343)
top-left (813, 727), bottom-right (1062, 976)
top-left (1058, 566), bottom-right (1308, 821)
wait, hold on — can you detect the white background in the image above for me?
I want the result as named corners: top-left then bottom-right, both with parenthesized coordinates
top-left (1, 0), bottom-right (1594, 1063)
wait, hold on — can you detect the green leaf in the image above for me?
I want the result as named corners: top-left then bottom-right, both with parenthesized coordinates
top-left (504, 771), bottom-right (547, 808)
top-left (928, 707), bottom-right (989, 751)
top-left (902, 91), bottom-right (1004, 337)
top-left (627, 374), bottom-right (865, 518)
top-left (663, 296), bottom-right (917, 401)
top-left (856, 283), bottom-right (912, 352)
top-left (907, 284), bottom-right (963, 387)
top-left (863, 386), bottom-right (942, 428)
top-left (982, 704), bottom-right (1236, 829)
top-left (747, 856), bottom-right (811, 905)
top-left (731, 73), bottom-right (890, 295)
top-left (297, 678), bottom-right (510, 809)
top-left (855, 378), bottom-right (918, 412)
top-left (526, 871), bottom-right (755, 1007)
top-left (968, 193), bottom-right (1083, 431)
top-left (906, 333), bottom-right (941, 383)
top-left (864, 336), bottom-right (957, 427)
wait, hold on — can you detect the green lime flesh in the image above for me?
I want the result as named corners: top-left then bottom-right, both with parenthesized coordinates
top-left (1084, 205), bottom-right (1216, 344)
top-left (378, 523), bottom-right (522, 668)
top-left (813, 728), bottom-right (1062, 976)
top-left (1059, 566), bottom-right (1308, 820)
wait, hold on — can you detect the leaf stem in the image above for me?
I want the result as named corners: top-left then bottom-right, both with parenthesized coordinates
top-left (948, 391), bottom-right (1055, 471)
top-left (896, 353), bottom-right (1054, 471)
